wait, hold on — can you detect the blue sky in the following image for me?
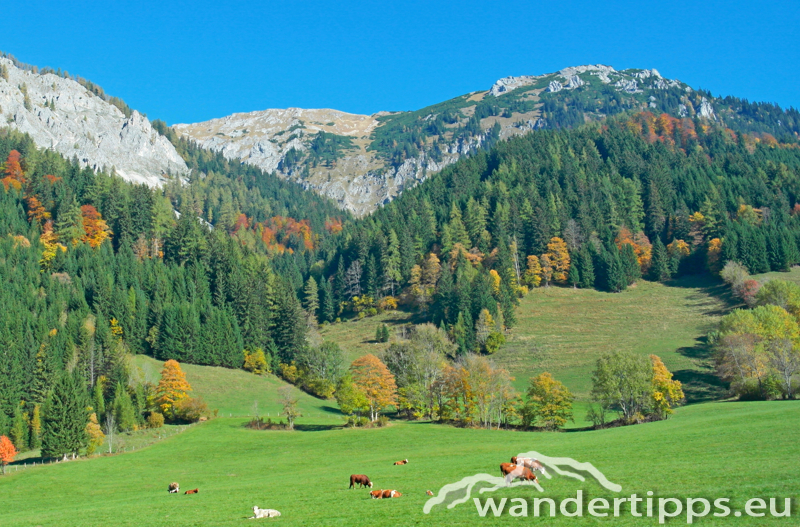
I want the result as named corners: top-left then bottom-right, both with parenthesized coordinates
top-left (4, 0), bottom-right (798, 124)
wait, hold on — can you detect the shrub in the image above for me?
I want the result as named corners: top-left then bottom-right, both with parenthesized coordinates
top-left (279, 363), bottom-right (299, 383)
top-left (244, 348), bottom-right (269, 375)
top-left (375, 415), bottom-right (390, 427)
top-left (147, 412), bottom-right (165, 429)
top-left (173, 397), bottom-right (208, 423)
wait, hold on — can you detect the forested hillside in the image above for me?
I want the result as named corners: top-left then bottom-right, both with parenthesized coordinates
top-left (299, 112), bottom-right (800, 354)
top-left (0, 126), bottom-right (345, 447)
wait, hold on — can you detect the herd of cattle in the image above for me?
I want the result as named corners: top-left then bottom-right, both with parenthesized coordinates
top-left (164, 455), bottom-right (545, 519)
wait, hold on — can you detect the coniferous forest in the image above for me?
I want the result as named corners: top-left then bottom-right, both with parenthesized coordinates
top-left (3, 106), bottom-right (800, 451)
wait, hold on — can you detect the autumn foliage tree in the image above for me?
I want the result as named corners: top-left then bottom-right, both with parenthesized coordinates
top-left (80, 205), bottom-right (112, 248)
top-left (349, 354), bottom-right (397, 421)
top-left (521, 372), bottom-right (574, 430)
top-left (156, 360), bottom-right (192, 420)
top-left (650, 355), bottom-right (685, 419)
top-left (0, 435), bottom-right (17, 474)
top-left (545, 237), bottom-right (571, 283)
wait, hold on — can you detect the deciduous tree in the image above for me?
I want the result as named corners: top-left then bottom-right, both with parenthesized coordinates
top-left (349, 354), bottom-right (397, 421)
top-left (0, 435), bottom-right (17, 474)
top-left (156, 360), bottom-right (192, 420)
top-left (522, 372), bottom-right (574, 430)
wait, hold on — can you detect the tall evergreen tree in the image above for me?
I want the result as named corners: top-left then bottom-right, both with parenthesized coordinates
top-left (41, 373), bottom-right (89, 459)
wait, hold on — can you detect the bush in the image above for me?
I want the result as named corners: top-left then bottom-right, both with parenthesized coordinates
top-left (172, 397), bottom-right (208, 423)
top-left (375, 415), bottom-right (390, 427)
top-left (147, 412), bottom-right (165, 429)
top-left (279, 363), bottom-right (299, 383)
top-left (244, 348), bottom-right (269, 375)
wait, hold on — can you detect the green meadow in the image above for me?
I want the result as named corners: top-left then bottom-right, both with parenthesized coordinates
top-left (1, 402), bottom-right (798, 526)
top-left (5, 279), bottom-right (796, 526)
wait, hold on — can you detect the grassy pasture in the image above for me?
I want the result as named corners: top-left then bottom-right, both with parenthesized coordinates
top-left (321, 276), bottom-right (734, 406)
top-left (1, 401), bottom-right (798, 526)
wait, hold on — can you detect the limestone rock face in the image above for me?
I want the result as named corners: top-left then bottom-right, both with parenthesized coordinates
top-left (0, 58), bottom-right (188, 186)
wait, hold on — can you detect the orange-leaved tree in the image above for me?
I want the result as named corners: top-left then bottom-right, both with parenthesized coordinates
top-left (156, 360), bottom-right (192, 420)
top-left (80, 205), bottom-right (112, 248)
top-left (350, 354), bottom-right (397, 421)
top-left (0, 435), bottom-right (17, 475)
top-left (1, 150), bottom-right (25, 191)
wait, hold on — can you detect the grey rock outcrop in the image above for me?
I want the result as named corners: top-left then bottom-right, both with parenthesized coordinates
top-left (0, 58), bottom-right (187, 185)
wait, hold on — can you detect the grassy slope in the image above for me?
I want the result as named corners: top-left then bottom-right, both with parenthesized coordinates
top-left (1, 401), bottom-right (798, 526)
top-left (132, 355), bottom-right (340, 423)
top-left (753, 266), bottom-right (800, 286)
top-left (321, 276), bottom-right (734, 407)
top-left (495, 276), bottom-right (733, 402)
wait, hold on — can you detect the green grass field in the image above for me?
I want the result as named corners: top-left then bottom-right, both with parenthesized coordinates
top-left (321, 276), bottom-right (734, 407)
top-left (132, 355), bottom-right (339, 423)
top-left (494, 276), bottom-right (733, 402)
top-left (1, 401), bottom-right (798, 526)
top-left (6, 276), bottom-right (789, 526)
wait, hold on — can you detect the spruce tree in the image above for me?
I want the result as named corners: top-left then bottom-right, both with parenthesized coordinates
top-left (303, 277), bottom-right (320, 321)
top-left (10, 405), bottom-right (27, 451)
top-left (578, 246), bottom-right (595, 289)
top-left (112, 384), bottom-right (137, 432)
top-left (568, 260), bottom-right (581, 288)
top-left (41, 373), bottom-right (89, 459)
top-left (650, 238), bottom-right (670, 282)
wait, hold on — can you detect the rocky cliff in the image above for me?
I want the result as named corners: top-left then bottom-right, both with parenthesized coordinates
top-left (0, 57), bottom-right (187, 186)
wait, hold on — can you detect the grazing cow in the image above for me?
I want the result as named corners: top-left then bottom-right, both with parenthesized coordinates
top-left (426, 490), bottom-right (434, 496)
top-left (500, 463), bottom-right (538, 485)
top-left (511, 456), bottom-right (547, 474)
top-left (393, 459), bottom-right (408, 465)
top-left (168, 482), bottom-right (180, 494)
top-left (370, 490), bottom-right (383, 499)
top-left (250, 506), bottom-right (281, 519)
top-left (349, 474), bottom-right (373, 489)
top-left (184, 489), bottom-right (199, 495)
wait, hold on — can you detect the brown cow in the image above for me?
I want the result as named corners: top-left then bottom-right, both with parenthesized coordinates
top-left (426, 490), bottom-right (434, 496)
top-left (382, 489), bottom-right (401, 498)
top-left (168, 482), bottom-right (180, 494)
top-left (500, 463), bottom-right (538, 484)
top-left (349, 474), bottom-right (373, 489)
top-left (370, 490), bottom-right (383, 499)
top-left (393, 459), bottom-right (408, 465)
top-left (184, 489), bottom-right (199, 495)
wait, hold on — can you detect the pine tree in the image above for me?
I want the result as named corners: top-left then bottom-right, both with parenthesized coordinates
top-left (302, 276), bottom-right (320, 322)
top-left (649, 238), bottom-right (670, 282)
top-left (568, 261), bottom-right (581, 288)
top-left (320, 277), bottom-right (335, 323)
top-left (273, 282), bottom-right (307, 363)
top-left (28, 405), bottom-right (41, 450)
top-left (41, 373), bottom-right (89, 459)
top-left (10, 405), bottom-right (27, 451)
top-left (112, 384), bottom-right (137, 432)
top-left (578, 246), bottom-right (595, 289)
top-left (382, 229), bottom-right (402, 296)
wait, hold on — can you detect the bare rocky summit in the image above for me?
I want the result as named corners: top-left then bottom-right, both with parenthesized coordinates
top-left (0, 57), bottom-right (187, 186)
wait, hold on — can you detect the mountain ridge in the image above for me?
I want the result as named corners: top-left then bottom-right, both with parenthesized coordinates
top-left (174, 63), bottom-right (799, 215)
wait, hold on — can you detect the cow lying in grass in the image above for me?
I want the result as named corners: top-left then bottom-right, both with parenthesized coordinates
top-left (370, 489), bottom-right (402, 499)
top-left (168, 482), bottom-right (179, 494)
top-left (393, 459), bottom-right (408, 465)
top-left (250, 506), bottom-right (281, 519)
top-left (349, 474), bottom-right (373, 489)
top-left (184, 489), bottom-right (198, 495)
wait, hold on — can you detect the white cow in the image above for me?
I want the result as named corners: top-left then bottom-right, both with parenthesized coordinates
top-left (250, 506), bottom-right (281, 519)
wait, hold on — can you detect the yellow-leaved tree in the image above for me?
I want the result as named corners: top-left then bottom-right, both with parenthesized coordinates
top-left (650, 355), bottom-right (684, 419)
top-left (156, 360), bottom-right (192, 420)
top-left (349, 354), bottom-right (397, 422)
top-left (545, 237), bottom-right (570, 283)
top-left (522, 372), bottom-right (574, 430)
top-left (524, 255), bottom-right (542, 287)
top-left (85, 412), bottom-right (105, 455)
